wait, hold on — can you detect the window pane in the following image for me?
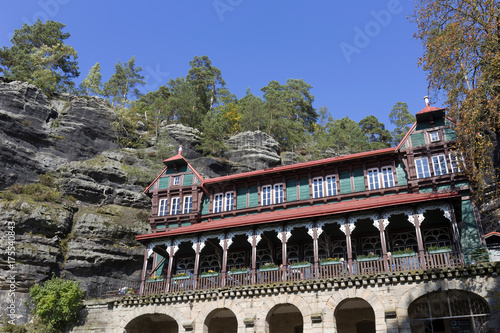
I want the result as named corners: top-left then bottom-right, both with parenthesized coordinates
top-left (326, 176), bottom-right (337, 196)
top-left (262, 186), bottom-right (271, 205)
top-left (274, 184), bottom-right (284, 204)
top-left (416, 158), bottom-right (430, 178)
top-left (225, 192), bottom-right (233, 211)
top-left (368, 169), bottom-right (380, 190)
top-left (214, 194), bottom-right (223, 213)
top-left (158, 199), bottom-right (168, 216)
top-left (313, 177), bottom-right (323, 198)
top-left (183, 196), bottom-right (192, 214)
top-left (381, 167), bottom-right (394, 188)
top-left (171, 197), bottom-right (180, 215)
top-left (432, 155), bottom-right (448, 176)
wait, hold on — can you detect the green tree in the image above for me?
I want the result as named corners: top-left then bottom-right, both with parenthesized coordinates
top-left (166, 76), bottom-right (196, 127)
top-left (260, 79), bottom-right (317, 149)
top-left (325, 117), bottom-right (371, 154)
top-left (197, 108), bottom-right (227, 156)
top-left (104, 56), bottom-right (145, 106)
top-left (187, 56), bottom-right (226, 126)
top-left (414, 0), bottom-right (500, 200)
top-left (0, 20), bottom-right (79, 94)
top-left (29, 276), bottom-right (84, 331)
top-left (389, 102), bottom-right (415, 145)
top-left (359, 115), bottom-right (393, 149)
top-left (79, 62), bottom-right (102, 96)
top-left (131, 85), bottom-right (171, 139)
top-left (238, 88), bottom-right (266, 132)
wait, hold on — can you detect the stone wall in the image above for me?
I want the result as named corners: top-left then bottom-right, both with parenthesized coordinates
top-left (71, 265), bottom-right (500, 333)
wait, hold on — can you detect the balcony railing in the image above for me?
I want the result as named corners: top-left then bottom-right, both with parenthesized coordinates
top-left (86, 251), bottom-right (465, 299)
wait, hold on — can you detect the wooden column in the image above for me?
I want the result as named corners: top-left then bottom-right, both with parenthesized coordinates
top-left (378, 216), bottom-right (389, 271)
top-left (139, 247), bottom-right (149, 295)
top-left (281, 226), bottom-right (288, 281)
top-left (413, 208), bottom-right (426, 269)
top-left (345, 221), bottom-right (353, 275)
top-left (449, 202), bottom-right (463, 262)
top-left (165, 243), bottom-right (174, 292)
top-left (313, 222), bottom-right (319, 278)
top-left (193, 239), bottom-right (200, 289)
top-left (251, 232), bottom-right (257, 284)
top-left (221, 236), bottom-right (228, 287)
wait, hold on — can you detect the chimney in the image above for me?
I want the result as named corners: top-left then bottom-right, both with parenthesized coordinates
top-left (424, 96), bottom-right (430, 107)
top-left (178, 145), bottom-right (183, 155)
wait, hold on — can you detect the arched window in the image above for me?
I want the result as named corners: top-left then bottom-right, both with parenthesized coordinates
top-left (408, 290), bottom-right (490, 332)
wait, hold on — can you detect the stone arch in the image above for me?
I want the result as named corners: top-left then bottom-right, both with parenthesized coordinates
top-left (396, 279), bottom-right (493, 331)
top-left (265, 302), bottom-right (304, 333)
top-left (203, 307), bottom-right (238, 333)
top-left (195, 298), bottom-right (248, 332)
top-left (124, 313), bottom-right (178, 333)
top-left (256, 293), bottom-right (313, 331)
top-left (326, 288), bottom-right (386, 332)
top-left (334, 298), bottom-right (376, 333)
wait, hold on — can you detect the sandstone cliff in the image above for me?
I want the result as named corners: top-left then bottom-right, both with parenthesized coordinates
top-left (0, 80), bottom-right (281, 324)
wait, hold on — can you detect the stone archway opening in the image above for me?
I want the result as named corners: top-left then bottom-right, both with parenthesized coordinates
top-left (266, 303), bottom-right (303, 333)
top-left (335, 298), bottom-right (375, 333)
top-left (204, 308), bottom-right (238, 333)
top-left (408, 290), bottom-right (491, 332)
top-left (125, 313), bottom-right (178, 333)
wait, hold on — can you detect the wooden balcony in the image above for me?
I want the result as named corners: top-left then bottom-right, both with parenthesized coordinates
top-left (86, 251), bottom-right (465, 299)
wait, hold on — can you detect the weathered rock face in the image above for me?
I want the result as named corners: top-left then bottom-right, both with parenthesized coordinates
top-left (0, 80), bottom-right (118, 189)
top-left (225, 131), bottom-right (281, 173)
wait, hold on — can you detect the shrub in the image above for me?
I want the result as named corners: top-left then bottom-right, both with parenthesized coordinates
top-left (29, 276), bottom-right (84, 331)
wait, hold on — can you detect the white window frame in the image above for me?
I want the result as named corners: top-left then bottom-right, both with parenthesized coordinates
top-left (367, 168), bottom-right (380, 190)
top-left (429, 130), bottom-right (440, 142)
top-left (381, 166), bottom-right (394, 188)
top-left (325, 175), bottom-right (337, 196)
top-left (225, 191), bottom-right (234, 211)
top-left (415, 157), bottom-right (431, 179)
top-left (170, 197), bottom-right (180, 215)
top-left (313, 177), bottom-right (324, 198)
top-left (432, 154), bottom-right (449, 176)
top-left (261, 185), bottom-right (272, 206)
top-left (172, 176), bottom-right (180, 186)
top-left (274, 183), bottom-right (284, 204)
top-left (213, 193), bottom-right (223, 213)
top-left (449, 152), bottom-right (463, 173)
top-left (183, 196), bottom-right (192, 214)
top-left (158, 198), bottom-right (168, 216)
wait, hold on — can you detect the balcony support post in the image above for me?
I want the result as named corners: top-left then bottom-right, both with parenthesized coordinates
top-left (166, 242), bottom-right (174, 292)
top-left (251, 232), bottom-right (257, 284)
top-left (313, 222), bottom-right (319, 278)
top-left (378, 215), bottom-right (389, 271)
top-left (345, 221), bottom-right (353, 275)
top-left (194, 239), bottom-right (200, 289)
top-left (413, 208), bottom-right (426, 269)
top-left (221, 236), bottom-right (228, 287)
top-left (140, 247), bottom-right (149, 295)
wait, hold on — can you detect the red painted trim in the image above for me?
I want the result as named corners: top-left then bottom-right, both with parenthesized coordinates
top-left (202, 148), bottom-right (396, 185)
top-left (136, 191), bottom-right (460, 241)
top-left (395, 122), bottom-right (417, 151)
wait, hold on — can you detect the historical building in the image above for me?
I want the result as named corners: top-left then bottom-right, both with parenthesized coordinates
top-left (77, 103), bottom-right (500, 333)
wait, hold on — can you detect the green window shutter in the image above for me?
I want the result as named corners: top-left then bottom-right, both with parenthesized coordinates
top-left (155, 255), bottom-right (166, 277)
top-left (444, 128), bottom-right (457, 141)
top-left (200, 194), bottom-right (210, 215)
top-left (299, 177), bottom-right (309, 200)
top-left (339, 170), bottom-right (352, 194)
top-left (248, 185), bottom-right (258, 207)
top-left (352, 168), bottom-right (365, 192)
top-left (411, 133), bottom-right (425, 147)
top-left (396, 163), bottom-right (408, 186)
top-left (237, 187), bottom-right (247, 209)
top-left (286, 179), bottom-right (297, 201)
top-left (158, 177), bottom-right (170, 189)
top-left (460, 200), bottom-right (482, 252)
top-left (183, 173), bottom-right (193, 186)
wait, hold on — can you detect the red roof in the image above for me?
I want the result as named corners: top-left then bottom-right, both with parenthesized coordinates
top-left (485, 231), bottom-right (500, 238)
top-left (136, 191), bottom-right (460, 241)
top-left (203, 147), bottom-right (396, 184)
top-left (143, 154), bottom-right (205, 194)
top-left (416, 105), bottom-right (445, 114)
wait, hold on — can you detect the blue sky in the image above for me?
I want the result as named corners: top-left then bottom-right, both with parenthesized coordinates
top-left (0, 1), bottom-right (439, 130)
